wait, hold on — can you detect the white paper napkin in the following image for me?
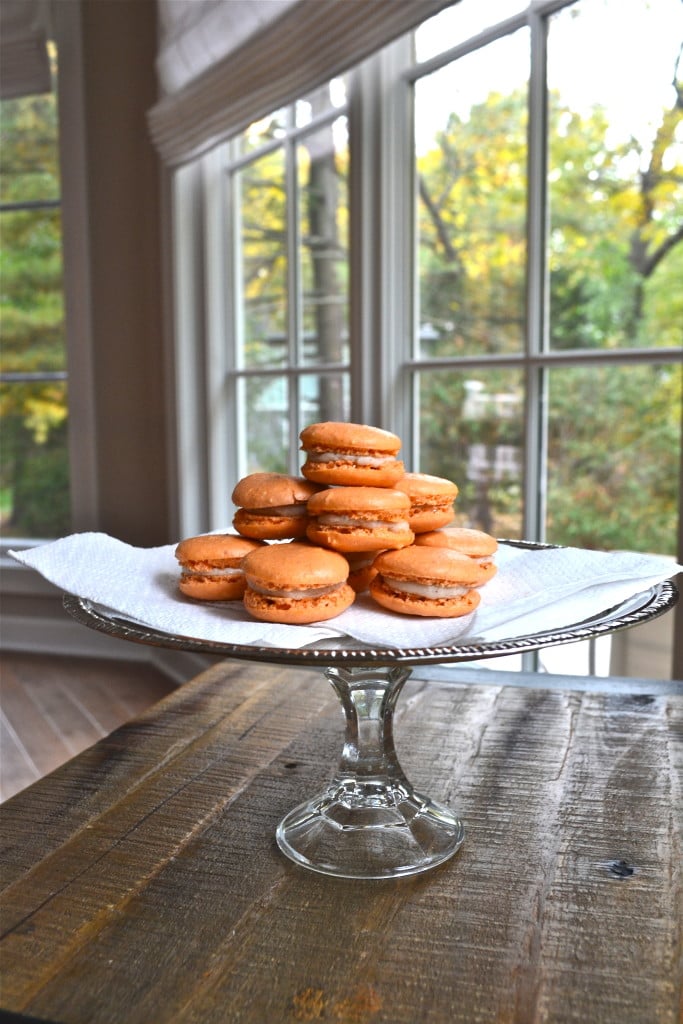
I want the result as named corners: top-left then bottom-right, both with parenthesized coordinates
top-left (10, 532), bottom-right (680, 651)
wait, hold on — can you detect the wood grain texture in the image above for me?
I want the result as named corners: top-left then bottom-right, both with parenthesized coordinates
top-left (0, 660), bottom-right (680, 1024)
top-left (0, 654), bottom-right (175, 802)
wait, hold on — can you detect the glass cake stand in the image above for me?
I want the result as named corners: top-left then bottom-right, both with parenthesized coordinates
top-left (63, 544), bottom-right (678, 881)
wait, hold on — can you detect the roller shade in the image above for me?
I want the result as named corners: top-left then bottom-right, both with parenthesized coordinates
top-left (150, 0), bottom-right (456, 167)
top-left (0, 0), bottom-right (51, 100)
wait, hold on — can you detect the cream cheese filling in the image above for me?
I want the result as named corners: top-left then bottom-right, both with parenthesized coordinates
top-left (182, 566), bottom-right (242, 579)
top-left (247, 581), bottom-right (343, 600)
top-left (243, 503), bottom-right (307, 516)
top-left (306, 451), bottom-right (396, 467)
top-left (317, 514), bottom-right (407, 530)
top-left (383, 577), bottom-right (470, 599)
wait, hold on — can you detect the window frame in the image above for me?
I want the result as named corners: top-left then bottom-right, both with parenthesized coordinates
top-left (0, 0), bottom-right (99, 577)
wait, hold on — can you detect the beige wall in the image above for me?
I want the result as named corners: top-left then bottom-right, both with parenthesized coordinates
top-left (79, 0), bottom-right (171, 547)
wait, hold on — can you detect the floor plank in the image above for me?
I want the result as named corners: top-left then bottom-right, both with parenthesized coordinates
top-left (0, 654), bottom-right (175, 803)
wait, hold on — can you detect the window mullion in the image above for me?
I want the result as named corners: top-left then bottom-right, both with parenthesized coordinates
top-left (286, 112), bottom-right (302, 472)
top-left (524, 5), bottom-right (550, 545)
top-left (350, 38), bottom-right (414, 443)
top-left (225, 142), bottom-right (249, 490)
top-left (203, 143), bottom-right (240, 530)
top-left (172, 160), bottom-right (210, 538)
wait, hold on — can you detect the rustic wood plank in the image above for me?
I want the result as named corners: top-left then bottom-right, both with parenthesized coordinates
top-left (0, 662), bottom-right (680, 1024)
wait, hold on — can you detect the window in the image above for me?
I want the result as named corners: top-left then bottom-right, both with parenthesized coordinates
top-left (0, 47), bottom-right (70, 539)
top-left (173, 0), bottom-right (682, 672)
top-left (410, 0), bottom-right (682, 553)
top-left (225, 84), bottom-right (351, 475)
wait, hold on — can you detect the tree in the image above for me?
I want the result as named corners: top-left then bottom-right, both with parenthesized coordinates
top-left (237, 96), bottom-right (349, 472)
top-left (0, 80), bottom-right (70, 538)
top-left (416, 69), bottom-right (682, 554)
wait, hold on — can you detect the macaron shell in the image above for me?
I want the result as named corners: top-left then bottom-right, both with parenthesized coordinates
top-left (373, 545), bottom-right (491, 587)
top-left (414, 527), bottom-right (498, 557)
top-left (175, 533), bottom-right (265, 564)
top-left (342, 550), bottom-right (385, 593)
top-left (241, 541), bottom-right (350, 591)
top-left (394, 473), bottom-right (459, 533)
top-left (233, 508), bottom-right (310, 540)
top-left (301, 458), bottom-right (405, 488)
top-left (307, 486), bottom-right (410, 514)
top-left (243, 581), bottom-right (355, 624)
top-left (404, 505), bottom-right (457, 533)
top-left (307, 520), bottom-right (414, 553)
top-left (179, 574), bottom-right (247, 601)
top-left (369, 576), bottom-right (481, 618)
top-left (414, 528), bottom-right (498, 582)
top-left (300, 421), bottom-right (401, 454)
top-left (346, 565), bottom-right (377, 593)
top-left (394, 472), bottom-right (458, 499)
top-left (231, 472), bottom-right (322, 508)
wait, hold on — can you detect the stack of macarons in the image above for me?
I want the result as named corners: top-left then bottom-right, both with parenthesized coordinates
top-left (174, 421), bottom-right (498, 624)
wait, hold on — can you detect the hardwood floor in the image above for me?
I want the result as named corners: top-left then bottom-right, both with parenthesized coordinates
top-left (0, 653), bottom-right (176, 803)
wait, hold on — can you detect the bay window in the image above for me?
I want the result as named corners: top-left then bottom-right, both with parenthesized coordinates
top-left (169, 0), bottom-right (682, 675)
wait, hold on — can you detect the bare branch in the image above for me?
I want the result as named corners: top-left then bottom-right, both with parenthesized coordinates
top-left (418, 174), bottom-right (458, 264)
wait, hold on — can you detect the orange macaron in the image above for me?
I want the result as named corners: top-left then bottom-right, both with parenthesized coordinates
top-left (306, 486), bottom-right (414, 553)
top-left (241, 541), bottom-right (355, 624)
top-left (341, 550), bottom-right (384, 593)
top-left (175, 533), bottom-right (266, 601)
top-left (414, 527), bottom-right (498, 584)
top-left (394, 472), bottom-right (459, 533)
top-left (232, 472), bottom-right (323, 540)
top-left (300, 421), bottom-right (405, 487)
top-left (369, 545), bottom-right (487, 618)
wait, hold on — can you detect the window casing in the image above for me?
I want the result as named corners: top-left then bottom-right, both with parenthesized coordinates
top-left (171, 0), bottom-right (682, 672)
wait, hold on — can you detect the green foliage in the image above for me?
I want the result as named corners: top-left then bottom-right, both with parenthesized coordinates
top-left (416, 81), bottom-right (682, 554)
top-left (0, 87), bottom-right (68, 538)
top-left (546, 364), bottom-right (680, 552)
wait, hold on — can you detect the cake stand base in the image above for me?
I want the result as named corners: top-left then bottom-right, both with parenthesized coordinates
top-left (275, 665), bottom-right (465, 879)
top-left (277, 783), bottom-right (464, 879)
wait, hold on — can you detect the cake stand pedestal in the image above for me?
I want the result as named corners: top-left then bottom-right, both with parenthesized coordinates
top-left (276, 664), bottom-right (464, 878)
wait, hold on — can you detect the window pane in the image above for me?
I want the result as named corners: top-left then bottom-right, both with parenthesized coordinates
top-left (299, 371), bottom-right (350, 429)
top-left (417, 368), bottom-right (524, 537)
top-left (296, 77), bottom-right (347, 128)
top-left (0, 380), bottom-right (70, 538)
top-left (0, 73), bottom-right (68, 541)
top-left (415, 2), bottom-right (524, 62)
top-left (239, 78), bottom-right (347, 156)
top-left (240, 109), bottom-right (290, 156)
top-left (298, 117), bottom-right (349, 367)
top-left (237, 149), bottom-right (287, 369)
top-left (415, 30), bottom-right (528, 357)
top-left (244, 375), bottom-right (289, 473)
top-left (548, 0), bottom-right (683, 351)
top-left (0, 207), bottom-right (65, 372)
top-left (0, 90), bottom-right (60, 202)
top-left (242, 371), bottom-right (350, 475)
top-left (546, 363), bottom-right (681, 555)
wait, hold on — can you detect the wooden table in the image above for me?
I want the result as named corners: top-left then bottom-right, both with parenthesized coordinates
top-left (1, 660), bottom-right (681, 1023)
